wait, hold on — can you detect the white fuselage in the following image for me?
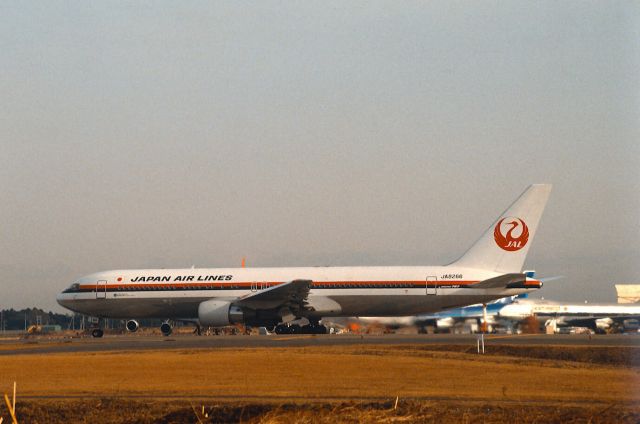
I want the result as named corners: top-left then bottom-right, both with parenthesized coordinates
top-left (499, 300), bottom-right (640, 320)
top-left (57, 265), bottom-right (540, 321)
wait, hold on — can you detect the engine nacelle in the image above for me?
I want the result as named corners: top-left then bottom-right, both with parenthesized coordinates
top-left (198, 300), bottom-right (244, 327)
top-left (125, 319), bottom-right (140, 332)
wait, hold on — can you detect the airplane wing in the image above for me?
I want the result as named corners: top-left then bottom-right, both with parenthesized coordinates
top-left (469, 273), bottom-right (529, 289)
top-left (560, 315), bottom-right (640, 327)
top-left (235, 279), bottom-right (312, 310)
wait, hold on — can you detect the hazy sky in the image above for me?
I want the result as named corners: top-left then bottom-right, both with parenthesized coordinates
top-left (2, 2), bottom-right (639, 311)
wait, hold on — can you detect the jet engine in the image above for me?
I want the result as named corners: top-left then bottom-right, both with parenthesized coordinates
top-left (198, 300), bottom-right (244, 327)
top-left (125, 319), bottom-right (140, 332)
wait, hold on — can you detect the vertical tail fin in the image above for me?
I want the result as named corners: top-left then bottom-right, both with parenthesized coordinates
top-left (452, 184), bottom-right (552, 273)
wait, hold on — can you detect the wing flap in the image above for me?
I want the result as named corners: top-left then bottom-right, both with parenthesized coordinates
top-left (235, 279), bottom-right (312, 310)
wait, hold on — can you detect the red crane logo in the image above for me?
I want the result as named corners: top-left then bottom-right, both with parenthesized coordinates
top-left (494, 217), bottom-right (529, 251)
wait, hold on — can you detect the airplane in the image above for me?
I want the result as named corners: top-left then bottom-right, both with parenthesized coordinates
top-left (498, 298), bottom-right (640, 333)
top-left (57, 184), bottom-right (552, 337)
top-left (413, 294), bottom-right (526, 333)
top-left (355, 294), bottom-right (527, 333)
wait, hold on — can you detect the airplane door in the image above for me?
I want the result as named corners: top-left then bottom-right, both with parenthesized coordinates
top-left (426, 276), bottom-right (437, 295)
top-left (96, 280), bottom-right (107, 299)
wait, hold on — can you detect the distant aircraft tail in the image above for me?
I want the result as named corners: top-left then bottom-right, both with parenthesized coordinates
top-left (451, 184), bottom-right (552, 273)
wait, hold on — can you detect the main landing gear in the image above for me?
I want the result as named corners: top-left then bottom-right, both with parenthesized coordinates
top-left (274, 322), bottom-right (327, 335)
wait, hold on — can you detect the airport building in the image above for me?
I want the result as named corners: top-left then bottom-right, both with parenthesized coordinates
top-left (616, 284), bottom-right (640, 304)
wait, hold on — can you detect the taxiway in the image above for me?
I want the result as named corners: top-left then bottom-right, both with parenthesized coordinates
top-left (1, 333), bottom-right (638, 355)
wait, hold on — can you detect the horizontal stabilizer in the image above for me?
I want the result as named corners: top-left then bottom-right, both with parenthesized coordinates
top-left (470, 273), bottom-right (528, 289)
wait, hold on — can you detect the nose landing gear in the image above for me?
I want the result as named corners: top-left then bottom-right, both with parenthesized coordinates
top-left (90, 318), bottom-right (104, 338)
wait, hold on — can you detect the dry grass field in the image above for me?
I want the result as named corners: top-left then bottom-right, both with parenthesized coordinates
top-left (1, 344), bottom-right (639, 422)
top-left (12, 399), bottom-right (640, 423)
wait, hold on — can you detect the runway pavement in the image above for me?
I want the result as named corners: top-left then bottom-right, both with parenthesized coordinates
top-left (1, 333), bottom-right (638, 355)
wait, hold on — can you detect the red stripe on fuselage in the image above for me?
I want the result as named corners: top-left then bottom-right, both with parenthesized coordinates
top-left (79, 280), bottom-right (541, 291)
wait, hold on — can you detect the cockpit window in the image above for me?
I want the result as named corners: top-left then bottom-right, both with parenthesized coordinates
top-left (63, 283), bottom-right (81, 293)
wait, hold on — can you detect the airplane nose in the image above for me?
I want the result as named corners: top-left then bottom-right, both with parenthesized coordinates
top-left (56, 292), bottom-right (70, 309)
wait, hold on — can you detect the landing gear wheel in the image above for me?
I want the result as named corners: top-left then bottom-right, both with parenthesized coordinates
top-left (274, 324), bottom-right (288, 334)
top-left (301, 324), bottom-right (327, 334)
top-left (289, 324), bottom-right (301, 334)
top-left (275, 324), bottom-right (303, 334)
top-left (91, 328), bottom-right (104, 338)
